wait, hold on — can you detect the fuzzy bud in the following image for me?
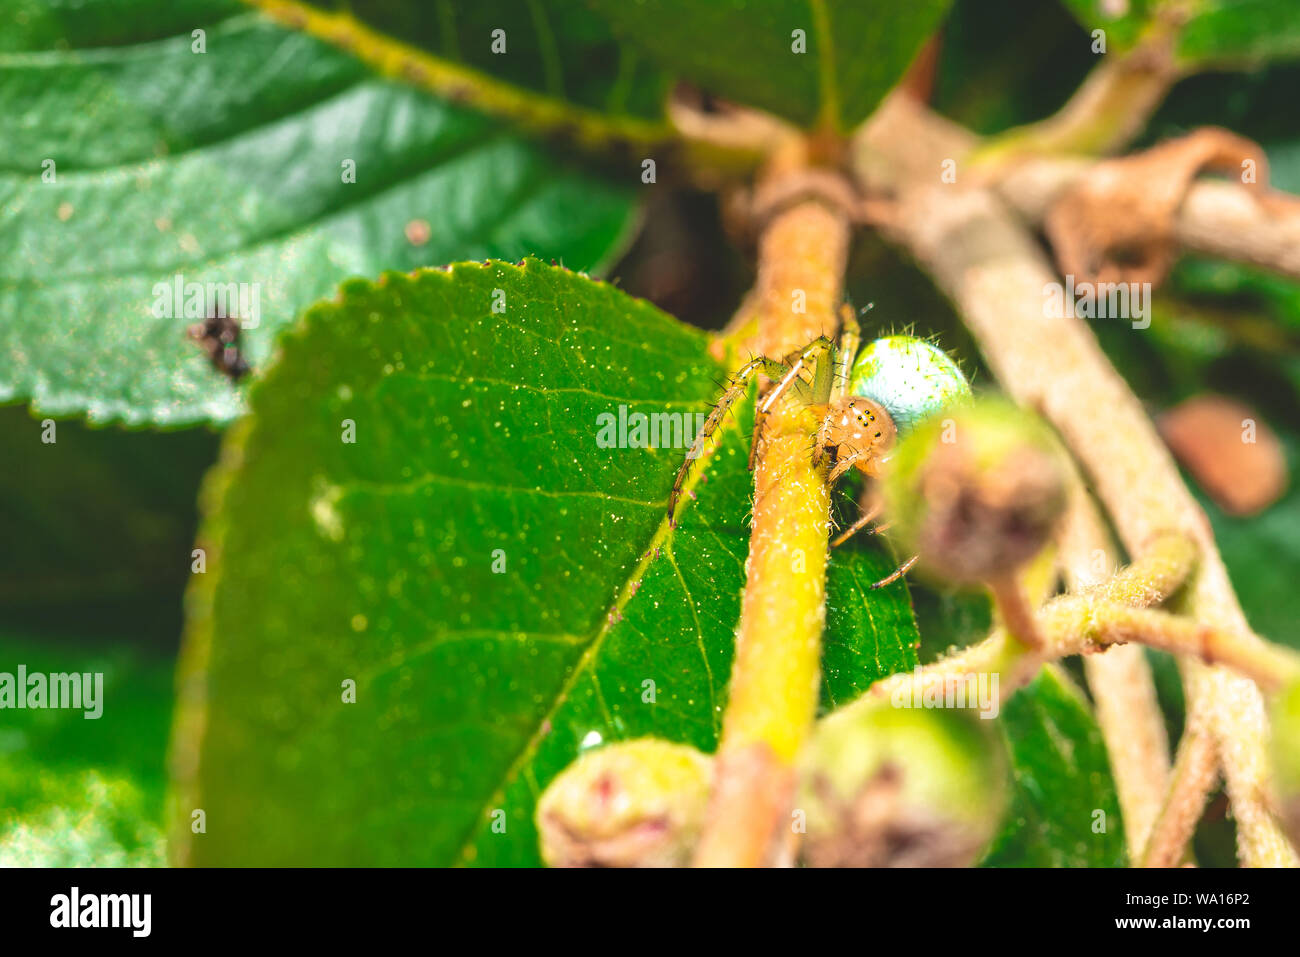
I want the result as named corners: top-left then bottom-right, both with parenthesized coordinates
top-left (797, 697), bottom-right (1008, 867)
top-left (882, 397), bottom-right (1068, 585)
top-left (536, 738), bottom-right (712, 867)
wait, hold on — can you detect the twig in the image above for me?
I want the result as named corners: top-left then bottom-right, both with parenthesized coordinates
top-left (693, 143), bottom-right (852, 868)
top-left (865, 533), bottom-right (1200, 708)
top-left (988, 573), bottom-right (1045, 650)
top-left (1060, 485), bottom-right (1173, 861)
top-left (997, 157), bottom-right (1300, 283)
top-left (1141, 723), bottom-right (1218, 868)
top-left (1047, 604), bottom-right (1300, 689)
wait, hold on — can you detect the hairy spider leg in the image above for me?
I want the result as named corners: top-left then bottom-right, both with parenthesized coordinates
top-left (829, 499), bottom-right (884, 547)
top-left (871, 554), bottom-right (919, 589)
top-left (668, 354), bottom-right (789, 523)
top-left (812, 309), bottom-right (864, 471)
top-left (831, 303), bottom-right (861, 402)
top-left (829, 501), bottom-right (918, 587)
top-left (747, 335), bottom-right (836, 471)
top-left (826, 454), bottom-right (857, 483)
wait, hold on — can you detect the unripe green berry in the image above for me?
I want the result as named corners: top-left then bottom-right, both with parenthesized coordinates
top-left (882, 397), bottom-right (1068, 585)
top-left (797, 697), bottom-right (1007, 867)
top-left (536, 738), bottom-right (712, 868)
top-left (1270, 678), bottom-right (1300, 848)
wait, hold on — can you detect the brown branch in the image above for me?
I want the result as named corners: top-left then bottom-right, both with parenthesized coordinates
top-left (856, 93), bottom-right (1298, 866)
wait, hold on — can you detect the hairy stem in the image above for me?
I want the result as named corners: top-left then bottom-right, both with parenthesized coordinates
top-left (693, 147), bottom-right (851, 868)
top-left (988, 573), bottom-right (1045, 650)
top-left (1048, 604), bottom-right (1300, 687)
top-left (1141, 725), bottom-right (1218, 868)
top-left (1059, 487), bottom-right (1173, 861)
top-left (865, 533), bottom-right (1200, 707)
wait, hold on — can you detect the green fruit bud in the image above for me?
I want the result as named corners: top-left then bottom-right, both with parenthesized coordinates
top-left (1270, 678), bottom-right (1300, 848)
top-left (882, 397), bottom-right (1068, 585)
top-left (797, 697), bottom-right (1007, 867)
top-left (536, 738), bottom-right (713, 868)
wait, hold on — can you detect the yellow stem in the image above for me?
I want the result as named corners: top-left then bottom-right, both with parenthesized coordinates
top-left (694, 150), bottom-right (851, 868)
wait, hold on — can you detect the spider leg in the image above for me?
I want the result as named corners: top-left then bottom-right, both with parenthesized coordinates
top-left (811, 411), bottom-right (832, 469)
top-left (871, 554), bottom-right (919, 589)
top-left (749, 335), bottom-right (835, 471)
top-left (831, 303), bottom-right (861, 402)
top-left (669, 355), bottom-right (787, 523)
top-left (827, 449), bottom-right (862, 485)
top-left (829, 498), bottom-right (883, 547)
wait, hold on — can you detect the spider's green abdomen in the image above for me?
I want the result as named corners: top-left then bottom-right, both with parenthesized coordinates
top-left (848, 336), bottom-right (971, 435)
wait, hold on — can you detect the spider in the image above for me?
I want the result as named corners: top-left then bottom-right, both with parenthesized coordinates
top-left (188, 311), bottom-right (251, 381)
top-left (668, 304), bottom-right (971, 589)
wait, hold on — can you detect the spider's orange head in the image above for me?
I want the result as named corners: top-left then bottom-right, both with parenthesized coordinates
top-left (819, 397), bottom-right (896, 475)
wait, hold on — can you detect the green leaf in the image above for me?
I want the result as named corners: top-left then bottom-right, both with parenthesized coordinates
top-left (932, 0), bottom-right (1096, 136)
top-left (0, 0), bottom-right (637, 426)
top-left (1063, 0), bottom-right (1300, 67)
top-left (1177, 0), bottom-right (1300, 66)
top-left (173, 258), bottom-right (919, 865)
top-left (0, 634), bottom-right (172, 866)
top-left (301, 0), bottom-right (673, 121)
top-left (822, 540), bottom-right (920, 709)
top-left (982, 666), bottom-right (1127, 867)
top-left (582, 0), bottom-right (953, 130)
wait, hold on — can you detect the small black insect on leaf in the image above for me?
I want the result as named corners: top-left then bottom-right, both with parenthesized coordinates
top-left (188, 312), bottom-right (250, 381)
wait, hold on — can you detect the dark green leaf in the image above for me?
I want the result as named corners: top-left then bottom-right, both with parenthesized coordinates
top-left (932, 0), bottom-right (1095, 135)
top-left (1058, 0), bottom-right (1154, 55)
top-left (303, 0), bottom-right (673, 121)
top-left (0, 0), bottom-right (636, 426)
top-left (582, 0), bottom-right (953, 130)
top-left (983, 666), bottom-right (1127, 867)
top-left (173, 258), bottom-right (918, 865)
top-left (822, 543), bottom-right (920, 709)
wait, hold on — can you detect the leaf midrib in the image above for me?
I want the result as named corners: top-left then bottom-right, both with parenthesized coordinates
top-left (448, 382), bottom-right (742, 866)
